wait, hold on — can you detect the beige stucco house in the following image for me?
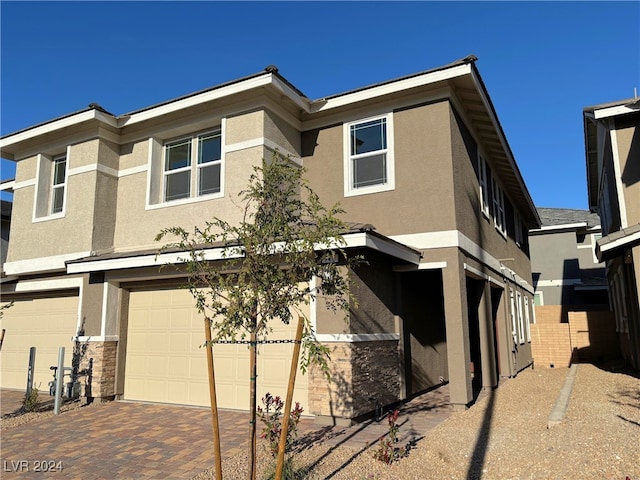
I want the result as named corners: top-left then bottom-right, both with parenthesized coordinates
top-left (584, 98), bottom-right (640, 370)
top-left (0, 56), bottom-right (540, 424)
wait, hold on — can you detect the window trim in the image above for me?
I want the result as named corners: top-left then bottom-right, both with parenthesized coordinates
top-left (478, 154), bottom-right (490, 217)
top-left (516, 291), bottom-right (525, 344)
top-left (32, 147), bottom-right (70, 222)
top-left (50, 154), bottom-right (68, 214)
top-left (343, 113), bottom-right (395, 197)
top-left (509, 288), bottom-right (517, 344)
top-left (148, 123), bottom-right (225, 208)
top-left (491, 175), bottom-right (507, 237)
top-left (534, 291), bottom-right (544, 307)
top-left (515, 211), bottom-right (524, 246)
top-left (524, 295), bottom-right (531, 343)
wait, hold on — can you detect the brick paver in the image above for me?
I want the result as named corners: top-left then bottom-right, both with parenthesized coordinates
top-left (0, 385), bottom-right (452, 479)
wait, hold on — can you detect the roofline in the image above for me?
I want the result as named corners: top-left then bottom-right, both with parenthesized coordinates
top-left (310, 56), bottom-right (477, 113)
top-left (2, 57), bottom-right (482, 144)
top-left (0, 108), bottom-right (118, 159)
top-left (66, 231), bottom-right (421, 274)
top-left (583, 97), bottom-right (640, 119)
top-left (0, 70), bottom-right (311, 153)
top-left (529, 222), bottom-right (588, 234)
top-left (120, 73), bottom-right (310, 127)
top-left (467, 62), bottom-right (541, 228)
top-left (596, 229), bottom-right (640, 262)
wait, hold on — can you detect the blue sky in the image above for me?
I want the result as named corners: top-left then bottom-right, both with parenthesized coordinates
top-left (1, 1), bottom-right (638, 209)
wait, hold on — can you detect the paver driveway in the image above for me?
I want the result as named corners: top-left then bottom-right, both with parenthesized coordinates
top-left (0, 386), bottom-right (453, 479)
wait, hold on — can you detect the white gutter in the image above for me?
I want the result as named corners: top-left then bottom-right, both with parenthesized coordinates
top-left (310, 64), bottom-right (471, 113)
top-left (0, 110), bottom-right (118, 155)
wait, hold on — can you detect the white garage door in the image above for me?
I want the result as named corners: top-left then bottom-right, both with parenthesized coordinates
top-left (0, 295), bottom-right (79, 392)
top-left (124, 288), bottom-right (309, 410)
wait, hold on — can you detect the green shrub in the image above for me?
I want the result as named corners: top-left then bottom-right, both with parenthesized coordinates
top-left (22, 387), bottom-right (40, 412)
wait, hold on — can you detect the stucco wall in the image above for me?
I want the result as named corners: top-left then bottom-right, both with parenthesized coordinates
top-left (302, 100), bottom-right (457, 237)
top-left (615, 117), bottom-right (640, 226)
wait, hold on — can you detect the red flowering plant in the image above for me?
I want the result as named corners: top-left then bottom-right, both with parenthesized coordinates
top-left (257, 392), bottom-right (304, 458)
top-left (372, 409), bottom-right (408, 464)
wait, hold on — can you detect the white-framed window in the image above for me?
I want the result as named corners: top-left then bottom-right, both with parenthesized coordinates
top-left (478, 154), bottom-right (490, 216)
top-left (491, 175), bottom-right (506, 235)
top-left (516, 291), bottom-right (525, 344)
top-left (534, 291), bottom-right (544, 306)
top-left (33, 148), bottom-right (70, 221)
top-left (344, 113), bottom-right (395, 196)
top-left (515, 211), bottom-right (524, 246)
top-left (524, 295), bottom-right (531, 342)
top-left (162, 129), bottom-right (223, 203)
top-left (509, 288), bottom-right (517, 344)
top-left (51, 154), bottom-right (67, 214)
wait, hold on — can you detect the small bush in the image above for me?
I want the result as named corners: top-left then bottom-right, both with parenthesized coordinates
top-left (257, 393), bottom-right (304, 479)
top-left (22, 387), bottom-right (40, 412)
top-left (372, 409), bottom-right (408, 464)
top-left (257, 392), bottom-right (304, 457)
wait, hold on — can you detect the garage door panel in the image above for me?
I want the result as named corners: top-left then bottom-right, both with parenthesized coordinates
top-left (125, 288), bottom-right (309, 410)
top-left (0, 296), bottom-right (79, 392)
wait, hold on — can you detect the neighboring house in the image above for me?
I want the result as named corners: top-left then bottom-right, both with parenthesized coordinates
top-left (528, 207), bottom-right (617, 368)
top-left (0, 56), bottom-right (540, 424)
top-left (584, 97), bottom-right (640, 370)
top-left (530, 207), bottom-right (607, 309)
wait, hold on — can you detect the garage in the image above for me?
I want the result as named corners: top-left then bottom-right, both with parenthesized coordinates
top-left (124, 288), bottom-right (309, 410)
top-left (0, 294), bottom-right (80, 392)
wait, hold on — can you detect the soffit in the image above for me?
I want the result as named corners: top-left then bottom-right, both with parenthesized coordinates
top-left (450, 72), bottom-right (540, 229)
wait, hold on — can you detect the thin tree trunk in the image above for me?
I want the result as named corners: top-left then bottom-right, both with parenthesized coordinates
top-left (248, 328), bottom-right (258, 480)
top-left (275, 316), bottom-right (304, 480)
top-left (204, 318), bottom-right (223, 480)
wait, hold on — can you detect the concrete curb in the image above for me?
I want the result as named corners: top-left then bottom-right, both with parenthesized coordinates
top-left (547, 363), bottom-right (578, 428)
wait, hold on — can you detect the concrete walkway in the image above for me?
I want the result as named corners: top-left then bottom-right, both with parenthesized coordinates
top-left (0, 386), bottom-right (452, 479)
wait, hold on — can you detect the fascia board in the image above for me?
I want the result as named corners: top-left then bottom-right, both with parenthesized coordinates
top-left (0, 180), bottom-right (15, 191)
top-left (0, 111), bottom-right (118, 153)
top-left (67, 232), bottom-right (420, 274)
top-left (121, 74), bottom-right (308, 127)
top-left (310, 64), bottom-right (471, 113)
top-left (4, 251), bottom-right (93, 276)
top-left (593, 104), bottom-right (639, 120)
top-left (598, 230), bottom-right (640, 255)
top-left (271, 76), bottom-right (310, 113)
top-left (341, 232), bottom-right (421, 264)
top-left (529, 222), bottom-right (588, 234)
top-left (66, 248), bottom-right (245, 274)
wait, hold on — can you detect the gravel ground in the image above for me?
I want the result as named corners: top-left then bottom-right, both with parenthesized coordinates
top-left (194, 363), bottom-right (640, 480)
top-left (1, 395), bottom-right (102, 430)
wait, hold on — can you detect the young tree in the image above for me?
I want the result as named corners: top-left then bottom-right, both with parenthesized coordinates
top-left (156, 151), bottom-right (356, 479)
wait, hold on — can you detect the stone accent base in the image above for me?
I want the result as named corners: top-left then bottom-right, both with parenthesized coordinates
top-left (76, 341), bottom-right (118, 401)
top-left (309, 340), bottom-right (400, 422)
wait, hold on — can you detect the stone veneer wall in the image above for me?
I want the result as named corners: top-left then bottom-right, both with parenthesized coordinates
top-left (77, 340), bottom-right (118, 401)
top-left (309, 340), bottom-right (400, 423)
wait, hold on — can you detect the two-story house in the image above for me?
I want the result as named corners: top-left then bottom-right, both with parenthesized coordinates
top-left (584, 98), bottom-right (640, 370)
top-left (0, 56), bottom-right (540, 424)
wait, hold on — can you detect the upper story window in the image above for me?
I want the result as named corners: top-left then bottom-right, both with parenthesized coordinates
top-left (478, 154), bottom-right (490, 216)
top-left (491, 176), bottom-right (506, 236)
top-left (514, 211), bottom-right (524, 246)
top-left (157, 129), bottom-right (223, 204)
top-left (33, 148), bottom-right (69, 221)
top-left (51, 155), bottom-right (67, 214)
top-left (344, 114), bottom-right (395, 197)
